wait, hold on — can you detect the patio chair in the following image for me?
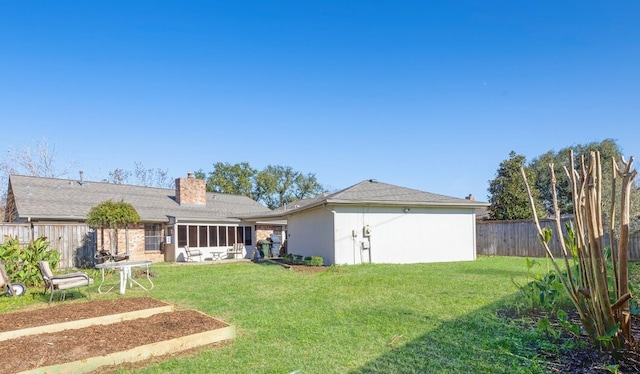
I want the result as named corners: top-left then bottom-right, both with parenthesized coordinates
top-left (227, 243), bottom-right (245, 260)
top-left (184, 245), bottom-right (202, 262)
top-left (37, 261), bottom-right (93, 305)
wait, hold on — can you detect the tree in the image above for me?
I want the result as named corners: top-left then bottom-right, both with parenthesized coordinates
top-left (133, 162), bottom-right (172, 188)
top-left (108, 168), bottom-right (131, 185)
top-left (255, 165), bottom-right (325, 209)
top-left (86, 199), bottom-right (140, 256)
top-left (293, 172), bottom-right (325, 200)
top-left (531, 139), bottom-right (624, 216)
top-left (522, 150), bottom-right (637, 350)
top-left (202, 162), bottom-right (326, 209)
top-left (488, 151), bottom-right (545, 220)
top-left (1, 137), bottom-right (75, 217)
top-left (106, 162), bottom-right (174, 188)
top-left (205, 162), bottom-right (257, 197)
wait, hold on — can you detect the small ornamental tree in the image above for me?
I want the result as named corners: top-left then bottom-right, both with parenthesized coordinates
top-left (86, 199), bottom-right (140, 256)
top-left (521, 150), bottom-right (637, 350)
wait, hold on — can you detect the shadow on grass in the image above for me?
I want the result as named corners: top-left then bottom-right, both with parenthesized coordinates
top-left (350, 300), bottom-right (549, 374)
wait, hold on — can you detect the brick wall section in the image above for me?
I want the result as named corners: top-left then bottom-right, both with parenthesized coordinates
top-left (175, 172), bottom-right (206, 205)
top-left (97, 224), bottom-right (164, 262)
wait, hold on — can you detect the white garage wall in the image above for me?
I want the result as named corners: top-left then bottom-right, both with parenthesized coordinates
top-left (286, 206), bottom-right (335, 264)
top-left (332, 205), bottom-right (476, 265)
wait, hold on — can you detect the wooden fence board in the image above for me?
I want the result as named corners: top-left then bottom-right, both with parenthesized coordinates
top-left (0, 224), bottom-right (95, 269)
top-left (477, 218), bottom-right (640, 260)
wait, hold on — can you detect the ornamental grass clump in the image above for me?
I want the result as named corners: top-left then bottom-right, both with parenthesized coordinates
top-left (521, 150), bottom-right (637, 350)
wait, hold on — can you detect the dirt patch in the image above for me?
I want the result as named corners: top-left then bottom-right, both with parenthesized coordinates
top-left (265, 258), bottom-right (329, 273)
top-left (288, 264), bottom-right (329, 273)
top-left (1, 297), bottom-right (229, 374)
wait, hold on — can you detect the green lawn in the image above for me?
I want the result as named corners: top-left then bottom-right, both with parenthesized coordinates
top-left (2, 257), bottom-right (560, 373)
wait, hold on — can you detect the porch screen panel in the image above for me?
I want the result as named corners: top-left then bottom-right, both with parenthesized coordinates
top-left (198, 226), bottom-right (207, 247)
top-left (244, 226), bottom-right (252, 245)
top-left (177, 225), bottom-right (187, 247)
top-left (218, 226), bottom-right (227, 246)
top-left (209, 226), bottom-right (218, 246)
top-left (227, 226), bottom-right (236, 244)
top-left (188, 226), bottom-right (198, 247)
top-left (236, 227), bottom-right (244, 244)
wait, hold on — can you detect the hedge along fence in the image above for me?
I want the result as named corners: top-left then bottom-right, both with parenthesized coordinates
top-left (476, 218), bottom-right (640, 260)
top-left (0, 223), bottom-right (96, 269)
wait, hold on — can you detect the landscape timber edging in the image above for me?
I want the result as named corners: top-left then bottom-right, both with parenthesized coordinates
top-left (17, 311), bottom-right (236, 374)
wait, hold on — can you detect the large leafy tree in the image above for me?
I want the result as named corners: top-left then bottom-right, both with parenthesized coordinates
top-left (530, 139), bottom-right (624, 215)
top-left (488, 151), bottom-right (545, 220)
top-left (530, 139), bottom-right (640, 232)
top-left (200, 162), bottom-right (326, 209)
top-left (204, 162), bottom-right (257, 198)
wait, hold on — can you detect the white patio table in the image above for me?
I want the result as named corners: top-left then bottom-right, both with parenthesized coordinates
top-left (95, 260), bottom-right (154, 294)
top-left (209, 250), bottom-right (226, 261)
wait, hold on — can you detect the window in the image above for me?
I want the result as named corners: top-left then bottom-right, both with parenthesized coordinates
top-left (144, 224), bottom-right (162, 251)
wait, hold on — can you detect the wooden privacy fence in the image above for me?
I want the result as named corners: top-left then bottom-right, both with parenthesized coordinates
top-left (477, 218), bottom-right (640, 261)
top-left (0, 223), bottom-right (96, 269)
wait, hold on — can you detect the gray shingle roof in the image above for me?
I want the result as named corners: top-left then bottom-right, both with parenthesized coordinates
top-left (8, 174), bottom-right (271, 222)
top-left (326, 179), bottom-right (481, 204)
top-left (248, 179), bottom-right (489, 219)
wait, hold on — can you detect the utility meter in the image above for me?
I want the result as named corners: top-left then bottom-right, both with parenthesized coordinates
top-left (363, 225), bottom-right (372, 237)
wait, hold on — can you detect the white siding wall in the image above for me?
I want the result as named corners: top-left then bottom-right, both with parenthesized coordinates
top-left (332, 205), bottom-right (477, 265)
top-left (286, 206), bottom-right (335, 264)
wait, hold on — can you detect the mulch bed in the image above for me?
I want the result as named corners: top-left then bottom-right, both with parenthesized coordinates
top-left (498, 308), bottom-right (640, 373)
top-left (1, 297), bottom-right (228, 374)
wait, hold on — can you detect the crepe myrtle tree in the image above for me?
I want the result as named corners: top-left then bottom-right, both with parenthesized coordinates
top-left (522, 150), bottom-right (637, 350)
top-left (86, 199), bottom-right (140, 257)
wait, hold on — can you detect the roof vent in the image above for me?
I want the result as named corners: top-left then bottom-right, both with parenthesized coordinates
top-left (369, 179), bottom-right (378, 183)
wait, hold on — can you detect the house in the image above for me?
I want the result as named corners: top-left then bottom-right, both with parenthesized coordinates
top-left (5, 174), bottom-right (487, 267)
top-left (246, 179), bottom-right (489, 265)
top-left (5, 172), bottom-right (275, 263)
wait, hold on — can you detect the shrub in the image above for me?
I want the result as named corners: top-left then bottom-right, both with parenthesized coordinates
top-left (309, 256), bottom-right (324, 266)
top-left (0, 236), bottom-right (60, 286)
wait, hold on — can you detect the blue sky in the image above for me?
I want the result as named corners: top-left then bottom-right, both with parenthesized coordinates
top-left (1, 1), bottom-right (638, 202)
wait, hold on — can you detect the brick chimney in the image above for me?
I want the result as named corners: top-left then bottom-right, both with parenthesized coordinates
top-left (465, 194), bottom-right (475, 201)
top-left (175, 172), bottom-right (206, 206)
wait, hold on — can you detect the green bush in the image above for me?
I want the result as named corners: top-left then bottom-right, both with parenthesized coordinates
top-left (0, 236), bottom-right (60, 286)
top-left (309, 256), bottom-right (324, 266)
top-left (283, 254), bottom-right (323, 266)
top-left (512, 258), bottom-right (567, 312)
